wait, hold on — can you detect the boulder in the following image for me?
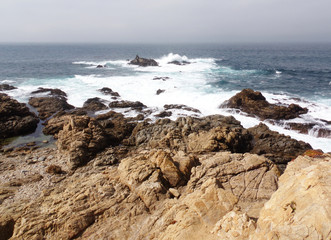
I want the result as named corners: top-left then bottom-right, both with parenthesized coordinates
top-left (0, 93), bottom-right (39, 139)
top-left (129, 55), bottom-right (159, 67)
top-left (251, 153), bottom-right (331, 240)
top-left (248, 123), bottom-right (311, 171)
top-left (109, 100), bottom-right (146, 110)
top-left (156, 89), bottom-right (165, 95)
top-left (82, 97), bottom-right (108, 111)
top-left (164, 104), bottom-right (201, 113)
top-left (0, 84), bottom-right (17, 91)
top-left (98, 87), bottom-right (120, 98)
top-left (155, 111), bottom-right (172, 118)
top-left (221, 88), bottom-right (308, 120)
top-left (31, 87), bottom-right (67, 99)
top-left (29, 97), bottom-right (74, 120)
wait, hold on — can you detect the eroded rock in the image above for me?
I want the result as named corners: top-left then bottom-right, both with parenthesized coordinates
top-left (129, 55), bottom-right (158, 67)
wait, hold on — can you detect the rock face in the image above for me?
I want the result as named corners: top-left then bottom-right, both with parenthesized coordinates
top-left (82, 97), bottom-right (108, 111)
top-left (29, 97), bottom-right (74, 120)
top-left (0, 93), bottom-right (39, 139)
top-left (251, 153), bottom-right (331, 240)
top-left (129, 55), bottom-right (159, 67)
top-left (0, 84), bottom-right (17, 91)
top-left (221, 88), bottom-right (308, 120)
top-left (248, 123), bottom-right (311, 170)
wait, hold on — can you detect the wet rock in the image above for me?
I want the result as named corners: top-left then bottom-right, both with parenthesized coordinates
top-left (221, 88), bottom-right (308, 120)
top-left (129, 55), bottom-right (158, 67)
top-left (31, 87), bottom-right (67, 99)
top-left (96, 65), bottom-right (104, 68)
top-left (0, 84), bottom-right (17, 91)
top-left (155, 111), bottom-right (172, 118)
top-left (82, 97), bottom-right (108, 111)
top-left (168, 60), bottom-right (190, 65)
top-left (98, 87), bottom-right (120, 98)
top-left (284, 122), bottom-right (331, 138)
top-left (156, 89), bottom-right (165, 95)
top-left (251, 153), bottom-right (331, 240)
top-left (164, 104), bottom-right (201, 113)
top-left (153, 76), bottom-right (170, 81)
top-left (109, 100), bottom-right (146, 110)
top-left (29, 97), bottom-right (75, 120)
top-left (0, 93), bottom-right (39, 139)
top-left (248, 123), bottom-right (311, 170)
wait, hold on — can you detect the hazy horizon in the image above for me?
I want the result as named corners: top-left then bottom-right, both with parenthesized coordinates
top-left (1, 0), bottom-right (331, 43)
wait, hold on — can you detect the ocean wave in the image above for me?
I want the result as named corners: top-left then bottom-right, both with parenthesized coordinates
top-left (0, 79), bottom-right (16, 84)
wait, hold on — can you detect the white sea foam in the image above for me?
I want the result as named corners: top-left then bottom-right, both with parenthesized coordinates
top-left (9, 53), bottom-right (331, 152)
top-left (0, 79), bottom-right (16, 84)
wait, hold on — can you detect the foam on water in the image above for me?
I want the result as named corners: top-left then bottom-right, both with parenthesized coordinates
top-left (4, 53), bottom-right (331, 152)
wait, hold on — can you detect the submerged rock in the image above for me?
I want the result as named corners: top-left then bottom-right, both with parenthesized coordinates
top-left (168, 60), bottom-right (190, 65)
top-left (164, 104), bottom-right (201, 113)
top-left (221, 88), bottom-right (308, 120)
top-left (98, 87), bottom-right (120, 98)
top-left (0, 93), bottom-right (39, 139)
top-left (129, 55), bottom-right (159, 67)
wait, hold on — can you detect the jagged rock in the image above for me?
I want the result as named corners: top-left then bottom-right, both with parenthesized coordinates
top-left (156, 89), bottom-right (165, 95)
top-left (0, 84), bottom-right (17, 91)
top-left (98, 87), bottom-right (120, 98)
top-left (0, 93), bottom-right (39, 139)
top-left (56, 116), bottom-right (110, 169)
top-left (129, 55), bottom-right (159, 67)
top-left (248, 123), bottom-right (311, 170)
top-left (188, 152), bottom-right (280, 218)
top-left (251, 154), bottom-right (331, 240)
top-left (164, 104), bottom-right (201, 113)
top-left (31, 87), bottom-right (67, 99)
top-left (221, 88), bottom-right (308, 120)
top-left (155, 111), bottom-right (172, 118)
top-left (82, 97), bottom-right (108, 111)
top-left (129, 115), bottom-right (252, 154)
top-left (29, 97), bottom-right (74, 120)
top-left (96, 65), bottom-right (104, 68)
top-left (109, 100), bottom-right (146, 110)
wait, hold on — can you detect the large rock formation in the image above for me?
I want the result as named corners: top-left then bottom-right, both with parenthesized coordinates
top-left (251, 153), bottom-right (331, 240)
top-left (221, 88), bottom-right (308, 120)
top-left (129, 55), bottom-right (159, 67)
top-left (0, 93), bottom-right (39, 139)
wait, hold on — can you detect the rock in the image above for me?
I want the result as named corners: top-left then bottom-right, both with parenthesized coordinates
top-left (109, 100), bottom-right (146, 110)
top-left (155, 111), bottom-right (172, 118)
top-left (0, 215), bottom-right (15, 240)
top-left (98, 87), bottom-right (120, 98)
top-left (56, 116), bottom-right (110, 169)
top-left (129, 55), bottom-right (158, 67)
top-left (168, 60), bottom-right (190, 65)
top-left (82, 97), bottom-right (108, 111)
top-left (153, 76), bottom-right (170, 81)
top-left (248, 123), bottom-right (311, 170)
top-left (251, 153), bottom-right (331, 240)
top-left (0, 84), bottom-right (17, 91)
top-left (221, 88), bottom-right (308, 120)
top-left (156, 89), bottom-right (165, 95)
top-left (164, 104), bottom-right (201, 113)
top-left (0, 93), bottom-right (39, 139)
top-left (96, 65), bottom-right (104, 68)
top-left (284, 122), bottom-right (331, 138)
top-left (29, 97), bottom-right (75, 120)
top-left (168, 188), bottom-right (180, 198)
top-left (46, 165), bottom-right (63, 174)
top-left (31, 87), bottom-right (67, 99)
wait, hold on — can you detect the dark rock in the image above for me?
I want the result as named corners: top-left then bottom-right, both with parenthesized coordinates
top-left (46, 165), bottom-right (63, 174)
top-left (0, 93), bottom-right (39, 139)
top-left (283, 122), bottom-right (331, 138)
top-left (153, 76), bottom-right (170, 81)
top-left (248, 123), bottom-right (311, 171)
top-left (129, 55), bottom-right (158, 67)
top-left (155, 111), bottom-right (172, 118)
top-left (98, 87), bottom-right (120, 98)
top-left (31, 87), bottom-right (67, 99)
top-left (96, 65), bottom-right (104, 68)
top-left (109, 100), bottom-right (146, 110)
top-left (83, 98), bottom-right (108, 111)
top-left (156, 89), bottom-right (165, 95)
top-left (221, 88), bottom-right (308, 120)
top-left (164, 104), bottom-right (201, 114)
top-left (168, 60), bottom-right (190, 65)
top-left (29, 97), bottom-right (75, 120)
top-left (0, 84), bottom-right (17, 91)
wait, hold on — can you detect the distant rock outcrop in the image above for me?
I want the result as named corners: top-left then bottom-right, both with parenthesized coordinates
top-left (0, 93), bottom-right (39, 139)
top-left (221, 88), bottom-right (308, 120)
top-left (0, 84), bottom-right (17, 91)
top-left (129, 55), bottom-right (159, 67)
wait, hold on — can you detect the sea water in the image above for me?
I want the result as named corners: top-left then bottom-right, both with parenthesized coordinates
top-left (0, 43), bottom-right (330, 151)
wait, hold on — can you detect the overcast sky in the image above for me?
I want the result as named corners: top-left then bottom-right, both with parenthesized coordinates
top-left (1, 0), bottom-right (331, 43)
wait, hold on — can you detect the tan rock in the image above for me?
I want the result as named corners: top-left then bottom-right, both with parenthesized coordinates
top-left (251, 154), bottom-right (331, 240)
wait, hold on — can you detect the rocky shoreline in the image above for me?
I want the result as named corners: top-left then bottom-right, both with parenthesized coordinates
top-left (0, 86), bottom-right (330, 239)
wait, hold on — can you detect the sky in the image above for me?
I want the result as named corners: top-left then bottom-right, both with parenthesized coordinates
top-left (0, 0), bottom-right (331, 43)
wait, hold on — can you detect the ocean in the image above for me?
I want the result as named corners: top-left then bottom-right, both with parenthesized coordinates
top-left (0, 43), bottom-right (330, 151)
